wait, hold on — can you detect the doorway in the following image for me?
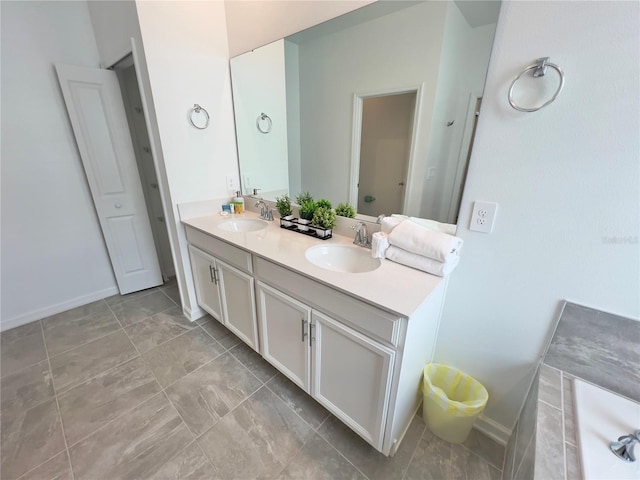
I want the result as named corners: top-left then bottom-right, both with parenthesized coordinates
top-left (113, 58), bottom-right (174, 281)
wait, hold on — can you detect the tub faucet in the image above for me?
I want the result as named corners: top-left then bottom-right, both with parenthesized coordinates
top-left (254, 200), bottom-right (274, 221)
top-left (352, 222), bottom-right (371, 248)
top-left (610, 430), bottom-right (640, 462)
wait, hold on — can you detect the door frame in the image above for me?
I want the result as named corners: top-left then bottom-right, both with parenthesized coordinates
top-left (348, 84), bottom-right (424, 217)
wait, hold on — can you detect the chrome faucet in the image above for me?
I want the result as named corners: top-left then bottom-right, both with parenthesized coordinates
top-left (254, 200), bottom-right (274, 221)
top-left (352, 222), bottom-right (371, 248)
top-left (611, 430), bottom-right (640, 462)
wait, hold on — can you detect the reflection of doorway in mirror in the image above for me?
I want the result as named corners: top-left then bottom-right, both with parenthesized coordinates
top-left (354, 92), bottom-right (417, 217)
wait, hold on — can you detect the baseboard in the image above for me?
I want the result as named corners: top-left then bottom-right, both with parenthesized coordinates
top-left (0, 286), bottom-right (119, 332)
top-left (183, 304), bottom-right (206, 322)
top-left (475, 414), bottom-right (512, 446)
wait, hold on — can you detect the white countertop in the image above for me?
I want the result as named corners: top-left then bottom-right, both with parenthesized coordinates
top-left (181, 211), bottom-right (444, 318)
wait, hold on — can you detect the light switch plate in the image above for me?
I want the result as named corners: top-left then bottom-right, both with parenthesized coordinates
top-left (469, 201), bottom-right (497, 233)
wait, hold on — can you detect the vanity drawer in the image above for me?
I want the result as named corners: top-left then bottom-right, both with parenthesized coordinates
top-left (185, 226), bottom-right (253, 274)
top-left (255, 257), bottom-right (401, 347)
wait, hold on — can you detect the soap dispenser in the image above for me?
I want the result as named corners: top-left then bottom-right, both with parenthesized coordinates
top-left (231, 190), bottom-right (244, 214)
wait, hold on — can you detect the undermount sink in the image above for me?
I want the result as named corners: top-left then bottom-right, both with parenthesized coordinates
top-left (217, 218), bottom-right (268, 232)
top-left (305, 245), bottom-right (381, 273)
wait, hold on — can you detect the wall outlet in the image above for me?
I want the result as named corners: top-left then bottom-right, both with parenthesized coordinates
top-left (226, 175), bottom-right (236, 191)
top-left (470, 201), bottom-right (497, 233)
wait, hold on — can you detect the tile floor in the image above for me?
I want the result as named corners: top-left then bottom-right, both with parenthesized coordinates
top-left (1, 280), bottom-right (505, 479)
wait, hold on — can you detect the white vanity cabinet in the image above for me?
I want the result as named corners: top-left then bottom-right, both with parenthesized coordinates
top-left (186, 230), bottom-right (259, 351)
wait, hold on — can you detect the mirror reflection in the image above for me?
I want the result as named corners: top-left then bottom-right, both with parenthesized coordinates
top-left (230, 0), bottom-right (500, 224)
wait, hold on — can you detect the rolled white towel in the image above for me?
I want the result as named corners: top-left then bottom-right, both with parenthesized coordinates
top-left (388, 219), bottom-right (463, 262)
top-left (371, 232), bottom-right (389, 259)
top-left (381, 216), bottom-right (404, 234)
top-left (385, 246), bottom-right (459, 277)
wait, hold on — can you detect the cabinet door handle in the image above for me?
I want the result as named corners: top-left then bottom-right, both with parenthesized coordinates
top-left (209, 265), bottom-right (215, 284)
top-left (301, 319), bottom-right (307, 342)
top-left (213, 267), bottom-right (219, 285)
top-left (309, 323), bottom-right (315, 347)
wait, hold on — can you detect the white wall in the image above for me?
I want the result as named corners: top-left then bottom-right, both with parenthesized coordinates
top-left (135, 0), bottom-right (240, 319)
top-left (434, 0), bottom-right (640, 434)
top-left (0, 1), bottom-right (118, 330)
top-left (231, 40), bottom-right (289, 197)
top-left (296, 1), bottom-right (448, 214)
top-left (225, 0), bottom-right (374, 57)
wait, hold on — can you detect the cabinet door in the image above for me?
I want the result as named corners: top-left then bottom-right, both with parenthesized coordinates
top-left (188, 245), bottom-right (223, 322)
top-left (256, 282), bottom-right (311, 392)
top-left (217, 259), bottom-right (259, 350)
top-left (312, 311), bottom-right (395, 451)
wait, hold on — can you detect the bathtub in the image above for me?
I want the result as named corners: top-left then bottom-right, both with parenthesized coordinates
top-left (574, 379), bottom-right (640, 480)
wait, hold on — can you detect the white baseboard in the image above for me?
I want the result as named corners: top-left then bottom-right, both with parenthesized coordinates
top-left (475, 414), bottom-right (512, 446)
top-left (183, 304), bottom-right (206, 322)
top-left (1, 286), bottom-right (120, 332)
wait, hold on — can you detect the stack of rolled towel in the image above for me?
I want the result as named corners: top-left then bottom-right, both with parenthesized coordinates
top-left (371, 215), bottom-right (463, 277)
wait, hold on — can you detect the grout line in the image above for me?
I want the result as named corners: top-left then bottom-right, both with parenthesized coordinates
top-left (38, 320), bottom-right (76, 480)
top-left (157, 286), bottom-right (180, 307)
top-left (538, 397), bottom-right (562, 412)
top-left (400, 420), bottom-right (427, 480)
top-left (458, 438), bottom-right (504, 472)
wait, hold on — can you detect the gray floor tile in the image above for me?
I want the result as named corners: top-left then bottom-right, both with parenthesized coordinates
top-left (142, 327), bottom-right (225, 387)
top-left (161, 284), bottom-right (181, 306)
top-left (1, 398), bottom-right (66, 479)
top-left (109, 291), bottom-right (176, 327)
top-left (42, 312), bottom-right (121, 357)
top-left (58, 357), bottom-right (161, 445)
top-left (68, 393), bottom-right (192, 480)
top-left (1, 360), bottom-right (54, 416)
top-left (198, 386), bottom-right (314, 480)
top-left (404, 428), bottom-right (501, 480)
top-left (462, 428), bottom-right (505, 470)
top-left (50, 330), bottom-right (137, 393)
top-left (166, 352), bottom-right (262, 436)
top-left (154, 442), bottom-right (217, 479)
top-left (18, 450), bottom-right (72, 480)
top-left (231, 342), bottom-right (279, 383)
top-left (104, 288), bottom-right (158, 307)
top-left (1, 325), bottom-right (47, 378)
top-left (41, 301), bottom-right (111, 329)
top-left (267, 373), bottom-right (329, 429)
top-left (0, 321), bottom-right (41, 342)
top-left (318, 414), bottom-right (425, 480)
top-left (277, 433), bottom-right (365, 480)
top-left (124, 307), bottom-right (195, 353)
top-left (199, 316), bottom-right (241, 349)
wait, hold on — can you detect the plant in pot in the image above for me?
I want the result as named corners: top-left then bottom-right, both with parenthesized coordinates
top-left (335, 202), bottom-right (356, 218)
top-left (295, 191), bottom-right (314, 206)
top-left (298, 200), bottom-right (317, 231)
top-left (275, 194), bottom-right (293, 227)
top-left (312, 207), bottom-right (337, 238)
top-left (316, 198), bottom-right (332, 210)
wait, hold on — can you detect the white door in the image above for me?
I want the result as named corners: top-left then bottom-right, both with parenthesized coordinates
top-left (55, 64), bottom-right (162, 294)
top-left (217, 259), bottom-right (259, 351)
top-left (257, 282), bottom-right (311, 391)
top-left (312, 310), bottom-right (395, 451)
top-left (188, 246), bottom-right (223, 322)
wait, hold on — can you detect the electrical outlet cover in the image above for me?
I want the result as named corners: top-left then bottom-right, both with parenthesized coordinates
top-left (470, 201), bottom-right (497, 233)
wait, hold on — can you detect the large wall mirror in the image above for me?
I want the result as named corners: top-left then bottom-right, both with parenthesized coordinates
top-left (230, 0), bottom-right (501, 224)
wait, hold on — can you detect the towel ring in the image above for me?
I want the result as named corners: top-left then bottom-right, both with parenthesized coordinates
top-left (188, 104), bottom-right (210, 129)
top-left (256, 113), bottom-right (272, 134)
top-left (508, 57), bottom-right (565, 113)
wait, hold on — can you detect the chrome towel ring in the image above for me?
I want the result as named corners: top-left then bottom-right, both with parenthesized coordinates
top-left (508, 57), bottom-right (565, 113)
top-left (256, 113), bottom-right (272, 134)
top-left (188, 104), bottom-right (210, 129)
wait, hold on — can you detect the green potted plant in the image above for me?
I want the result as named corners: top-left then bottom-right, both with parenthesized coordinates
top-left (295, 191), bottom-right (314, 206)
top-left (312, 207), bottom-right (337, 237)
top-left (298, 200), bottom-right (317, 231)
top-left (316, 198), bottom-right (332, 210)
top-left (335, 202), bottom-right (356, 218)
top-left (275, 194), bottom-right (293, 227)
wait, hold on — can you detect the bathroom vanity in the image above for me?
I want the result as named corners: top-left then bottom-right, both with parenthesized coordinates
top-left (181, 211), bottom-right (447, 456)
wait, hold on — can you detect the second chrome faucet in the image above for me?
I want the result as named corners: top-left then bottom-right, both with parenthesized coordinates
top-left (352, 222), bottom-right (371, 248)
